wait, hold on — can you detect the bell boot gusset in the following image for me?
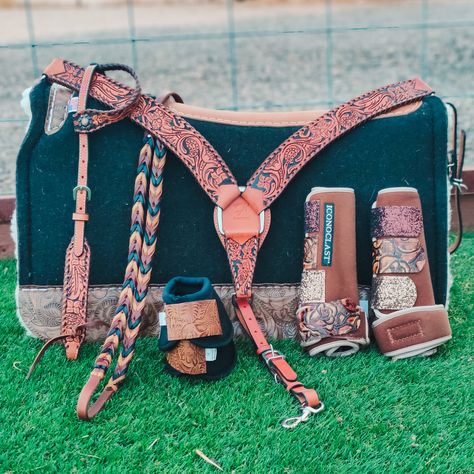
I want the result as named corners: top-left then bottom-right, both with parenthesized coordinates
top-left (158, 276), bottom-right (236, 379)
top-left (370, 187), bottom-right (452, 360)
top-left (297, 187), bottom-right (370, 357)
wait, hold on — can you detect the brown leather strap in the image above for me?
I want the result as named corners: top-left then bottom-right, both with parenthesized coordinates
top-left (60, 65), bottom-right (97, 360)
top-left (27, 320), bottom-right (104, 379)
top-left (247, 79), bottom-right (433, 210)
top-left (234, 297), bottom-right (321, 409)
top-left (73, 64), bottom-right (96, 256)
top-left (76, 374), bottom-right (115, 420)
top-left (44, 59), bottom-right (432, 212)
top-left (449, 129), bottom-right (466, 254)
top-left (73, 63), bottom-right (142, 134)
top-left (26, 334), bottom-right (70, 379)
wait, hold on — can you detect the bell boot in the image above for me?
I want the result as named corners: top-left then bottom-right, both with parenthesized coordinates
top-left (158, 276), bottom-right (236, 379)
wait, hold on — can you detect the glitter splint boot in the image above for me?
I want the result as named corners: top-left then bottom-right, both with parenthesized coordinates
top-left (370, 187), bottom-right (452, 360)
top-left (158, 276), bottom-right (237, 379)
top-left (297, 187), bottom-right (370, 357)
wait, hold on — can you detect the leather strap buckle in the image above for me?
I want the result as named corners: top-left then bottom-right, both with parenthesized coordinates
top-left (261, 345), bottom-right (286, 383)
top-left (73, 185), bottom-right (91, 201)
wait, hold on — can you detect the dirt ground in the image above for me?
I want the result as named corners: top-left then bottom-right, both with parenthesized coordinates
top-left (0, 0), bottom-right (473, 193)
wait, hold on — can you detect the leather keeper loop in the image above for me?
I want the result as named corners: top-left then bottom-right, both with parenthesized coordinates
top-left (72, 212), bottom-right (89, 221)
top-left (372, 305), bottom-right (451, 356)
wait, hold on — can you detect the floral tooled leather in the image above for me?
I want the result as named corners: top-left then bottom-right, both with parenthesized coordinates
top-left (166, 340), bottom-right (206, 375)
top-left (61, 238), bottom-right (91, 359)
top-left (165, 300), bottom-right (222, 341)
top-left (224, 237), bottom-right (259, 298)
top-left (45, 60), bottom-right (236, 205)
top-left (372, 237), bottom-right (426, 274)
top-left (303, 236), bottom-right (318, 270)
top-left (18, 284), bottom-right (373, 341)
top-left (297, 298), bottom-right (362, 345)
top-left (45, 61), bottom-right (432, 211)
top-left (248, 80), bottom-right (432, 208)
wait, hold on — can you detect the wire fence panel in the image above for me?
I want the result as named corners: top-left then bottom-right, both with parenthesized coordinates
top-left (0, 0), bottom-right (472, 193)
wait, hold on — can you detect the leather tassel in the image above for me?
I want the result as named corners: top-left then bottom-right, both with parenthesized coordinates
top-left (61, 237), bottom-right (91, 360)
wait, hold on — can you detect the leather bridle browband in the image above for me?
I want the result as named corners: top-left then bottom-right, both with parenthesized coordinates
top-left (43, 59), bottom-right (433, 425)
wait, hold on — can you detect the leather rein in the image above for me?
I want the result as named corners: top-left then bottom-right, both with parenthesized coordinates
top-left (43, 59), bottom-right (434, 425)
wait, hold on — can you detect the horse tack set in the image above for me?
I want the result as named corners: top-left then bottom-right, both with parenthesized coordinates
top-left (18, 58), bottom-right (465, 428)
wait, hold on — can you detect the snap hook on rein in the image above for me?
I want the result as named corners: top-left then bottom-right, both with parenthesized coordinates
top-left (281, 403), bottom-right (325, 429)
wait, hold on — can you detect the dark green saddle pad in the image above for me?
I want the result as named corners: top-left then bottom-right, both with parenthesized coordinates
top-left (17, 79), bottom-right (450, 304)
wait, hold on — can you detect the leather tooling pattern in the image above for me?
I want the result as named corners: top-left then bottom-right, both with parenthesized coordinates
top-left (248, 79), bottom-right (433, 207)
top-left (371, 275), bottom-right (417, 310)
top-left (43, 59), bottom-right (434, 419)
top-left (165, 300), bottom-right (222, 341)
top-left (46, 60), bottom-right (237, 205)
top-left (61, 238), bottom-right (91, 359)
top-left (297, 298), bottom-right (362, 344)
top-left (46, 61), bottom-right (432, 210)
top-left (303, 236), bottom-right (318, 270)
top-left (304, 200), bottom-right (320, 233)
top-left (372, 238), bottom-right (426, 274)
top-left (224, 237), bottom-right (259, 298)
top-left (371, 206), bottom-right (423, 238)
top-left (166, 340), bottom-right (207, 375)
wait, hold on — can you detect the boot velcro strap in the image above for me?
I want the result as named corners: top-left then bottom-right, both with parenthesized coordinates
top-left (372, 305), bottom-right (451, 359)
top-left (164, 299), bottom-right (222, 341)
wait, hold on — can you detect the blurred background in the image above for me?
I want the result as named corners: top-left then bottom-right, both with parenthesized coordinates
top-left (0, 0), bottom-right (473, 196)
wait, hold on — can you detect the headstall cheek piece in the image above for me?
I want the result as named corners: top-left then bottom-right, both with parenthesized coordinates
top-left (27, 63), bottom-right (143, 373)
top-left (42, 58), bottom-right (433, 423)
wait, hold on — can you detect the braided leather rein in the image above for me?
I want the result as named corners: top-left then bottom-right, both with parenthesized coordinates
top-left (77, 135), bottom-right (166, 418)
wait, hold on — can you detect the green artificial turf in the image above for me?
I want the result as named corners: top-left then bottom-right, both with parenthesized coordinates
top-left (0, 236), bottom-right (473, 474)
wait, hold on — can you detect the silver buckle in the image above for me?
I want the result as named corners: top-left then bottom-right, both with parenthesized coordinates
top-left (73, 185), bottom-right (91, 201)
top-left (262, 344), bottom-right (286, 383)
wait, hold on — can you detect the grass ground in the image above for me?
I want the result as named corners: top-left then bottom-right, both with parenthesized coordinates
top-left (0, 235), bottom-right (473, 474)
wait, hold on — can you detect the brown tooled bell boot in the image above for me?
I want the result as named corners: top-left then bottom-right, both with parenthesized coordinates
top-left (296, 187), bottom-right (370, 357)
top-left (370, 187), bottom-right (452, 360)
